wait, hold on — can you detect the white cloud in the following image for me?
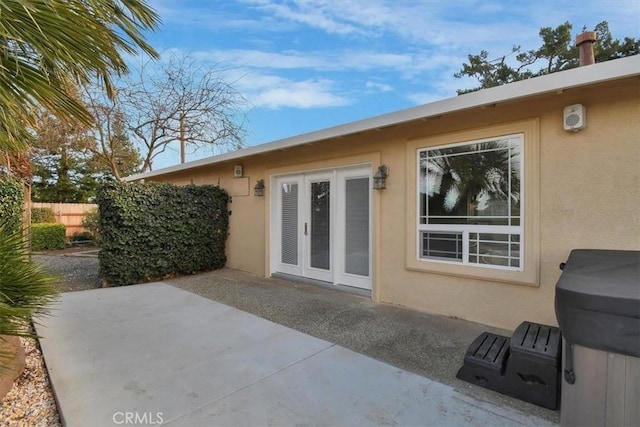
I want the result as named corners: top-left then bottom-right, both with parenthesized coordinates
top-left (241, 0), bottom-right (368, 35)
top-left (147, 0), bottom-right (640, 111)
top-left (365, 81), bottom-right (393, 93)
top-left (193, 49), bottom-right (330, 70)
top-left (254, 84), bottom-right (350, 109)
top-left (238, 0), bottom-right (536, 50)
top-left (233, 72), bottom-right (350, 109)
top-left (156, 0), bottom-right (640, 54)
top-left (194, 48), bottom-right (401, 71)
top-left (192, 48), bottom-right (464, 78)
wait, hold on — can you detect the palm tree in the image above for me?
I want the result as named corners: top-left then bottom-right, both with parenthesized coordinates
top-left (423, 140), bottom-right (520, 223)
top-left (0, 0), bottom-right (160, 369)
top-left (0, 0), bottom-right (160, 154)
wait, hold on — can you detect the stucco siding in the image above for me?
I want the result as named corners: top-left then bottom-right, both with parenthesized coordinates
top-left (148, 77), bottom-right (639, 330)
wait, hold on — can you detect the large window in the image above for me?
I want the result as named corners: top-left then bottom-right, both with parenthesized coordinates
top-left (418, 134), bottom-right (523, 270)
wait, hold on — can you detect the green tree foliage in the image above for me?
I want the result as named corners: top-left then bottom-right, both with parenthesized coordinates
top-left (0, 0), bottom-right (160, 363)
top-left (30, 149), bottom-right (99, 203)
top-left (81, 209), bottom-right (100, 244)
top-left (0, 0), bottom-right (159, 154)
top-left (84, 89), bottom-right (143, 180)
top-left (455, 21), bottom-right (639, 94)
top-left (31, 208), bottom-right (56, 224)
top-left (30, 109), bottom-right (100, 202)
top-left (30, 89), bottom-right (143, 201)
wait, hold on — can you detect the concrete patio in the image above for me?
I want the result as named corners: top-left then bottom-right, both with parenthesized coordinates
top-left (37, 277), bottom-right (558, 426)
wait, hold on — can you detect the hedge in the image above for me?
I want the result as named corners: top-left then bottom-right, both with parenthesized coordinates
top-left (97, 182), bottom-right (229, 286)
top-left (31, 207), bottom-right (56, 224)
top-left (31, 223), bottom-right (66, 251)
top-left (81, 209), bottom-right (99, 244)
top-left (0, 179), bottom-right (24, 234)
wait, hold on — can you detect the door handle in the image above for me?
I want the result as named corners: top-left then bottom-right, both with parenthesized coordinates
top-left (304, 222), bottom-right (308, 235)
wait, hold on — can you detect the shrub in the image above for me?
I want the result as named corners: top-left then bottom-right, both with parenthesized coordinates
top-left (81, 208), bottom-right (99, 244)
top-left (70, 231), bottom-right (94, 243)
top-left (0, 222), bottom-right (58, 347)
top-left (97, 182), bottom-right (229, 286)
top-left (31, 207), bottom-right (56, 224)
top-left (31, 223), bottom-right (66, 251)
top-left (0, 179), bottom-right (24, 234)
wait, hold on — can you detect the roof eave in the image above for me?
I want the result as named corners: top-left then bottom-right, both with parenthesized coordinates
top-left (125, 55), bottom-right (640, 182)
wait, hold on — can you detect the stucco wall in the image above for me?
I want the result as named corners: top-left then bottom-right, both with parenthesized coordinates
top-left (149, 77), bottom-right (639, 330)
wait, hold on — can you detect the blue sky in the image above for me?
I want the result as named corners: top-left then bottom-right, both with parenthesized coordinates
top-left (142, 0), bottom-right (640, 169)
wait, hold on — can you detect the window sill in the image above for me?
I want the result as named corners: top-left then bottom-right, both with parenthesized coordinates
top-left (406, 257), bottom-right (539, 287)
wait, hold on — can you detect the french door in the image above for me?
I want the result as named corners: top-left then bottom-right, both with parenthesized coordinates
top-left (272, 166), bottom-right (372, 290)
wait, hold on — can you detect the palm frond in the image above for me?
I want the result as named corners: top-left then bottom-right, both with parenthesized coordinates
top-left (0, 224), bottom-right (58, 338)
top-left (0, 0), bottom-right (160, 153)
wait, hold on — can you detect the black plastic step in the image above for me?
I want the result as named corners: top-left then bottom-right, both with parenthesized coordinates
top-left (463, 332), bottom-right (510, 374)
top-left (511, 321), bottom-right (561, 366)
top-left (456, 332), bottom-right (510, 391)
top-left (456, 322), bottom-right (562, 410)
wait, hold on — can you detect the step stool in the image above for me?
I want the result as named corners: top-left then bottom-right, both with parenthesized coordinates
top-left (456, 332), bottom-right (510, 390)
top-left (456, 321), bottom-right (561, 410)
top-left (506, 322), bottom-right (561, 409)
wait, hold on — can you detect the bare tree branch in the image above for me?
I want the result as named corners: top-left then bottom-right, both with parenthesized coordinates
top-left (117, 54), bottom-right (247, 172)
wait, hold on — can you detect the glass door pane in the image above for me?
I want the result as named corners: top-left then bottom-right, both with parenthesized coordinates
top-left (281, 182), bottom-right (298, 265)
top-left (345, 177), bottom-right (369, 276)
top-left (310, 181), bottom-right (330, 270)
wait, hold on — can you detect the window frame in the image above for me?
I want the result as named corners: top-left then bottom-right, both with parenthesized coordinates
top-left (416, 134), bottom-right (524, 271)
top-left (404, 119), bottom-right (540, 286)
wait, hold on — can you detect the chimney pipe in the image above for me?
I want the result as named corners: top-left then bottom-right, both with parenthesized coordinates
top-left (576, 31), bottom-right (597, 66)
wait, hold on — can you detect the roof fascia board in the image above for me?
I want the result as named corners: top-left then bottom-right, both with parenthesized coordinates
top-left (126, 55), bottom-right (640, 181)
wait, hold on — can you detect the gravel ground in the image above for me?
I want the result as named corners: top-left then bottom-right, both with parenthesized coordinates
top-left (0, 250), bottom-right (100, 426)
top-left (0, 337), bottom-right (61, 426)
top-left (33, 252), bottom-right (101, 292)
top-left (169, 269), bottom-right (560, 423)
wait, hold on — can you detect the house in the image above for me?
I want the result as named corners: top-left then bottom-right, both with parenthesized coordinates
top-left (127, 53), bottom-right (640, 330)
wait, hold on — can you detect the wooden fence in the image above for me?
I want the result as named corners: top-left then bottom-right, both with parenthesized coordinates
top-left (30, 202), bottom-right (97, 237)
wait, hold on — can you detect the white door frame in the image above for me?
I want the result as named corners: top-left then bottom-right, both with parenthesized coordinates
top-left (272, 175), bottom-right (303, 277)
top-left (270, 164), bottom-right (372, 290)
top-left (334, 167), bottom-right (372, 289)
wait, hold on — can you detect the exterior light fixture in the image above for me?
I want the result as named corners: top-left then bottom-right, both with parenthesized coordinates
top-left (253, 179), bottom-right (265, 196)
top-left (373, 165), bottom-right (388, 190)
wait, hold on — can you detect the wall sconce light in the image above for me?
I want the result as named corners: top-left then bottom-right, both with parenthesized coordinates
top-left (253, 179), bottom-right (265, 196)
top-left (373, 165), bottom-right (388, 190)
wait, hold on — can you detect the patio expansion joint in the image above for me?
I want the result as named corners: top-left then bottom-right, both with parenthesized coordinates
top-left (162, 342), bottom-right (336, 425)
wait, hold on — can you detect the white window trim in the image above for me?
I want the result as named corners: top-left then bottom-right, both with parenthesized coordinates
top-left (416, 133), bottom-right (525, 272)
top-left (416, 227), bottom-right (522, 271)
top-left (404, 119), bottom-right (540, 287)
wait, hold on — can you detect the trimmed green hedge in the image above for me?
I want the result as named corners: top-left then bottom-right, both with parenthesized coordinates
top-left (0, 179), bottom-right (24, 234)
top-left (31, 207), bottom-right (56, 223)
top-left (31, 223), bottom-right (66, 251)
top-left (97, 182), bottom-right (229, 286)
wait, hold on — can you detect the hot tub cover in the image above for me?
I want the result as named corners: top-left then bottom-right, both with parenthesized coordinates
top-left (555, 249), bottom-right (640, 357)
